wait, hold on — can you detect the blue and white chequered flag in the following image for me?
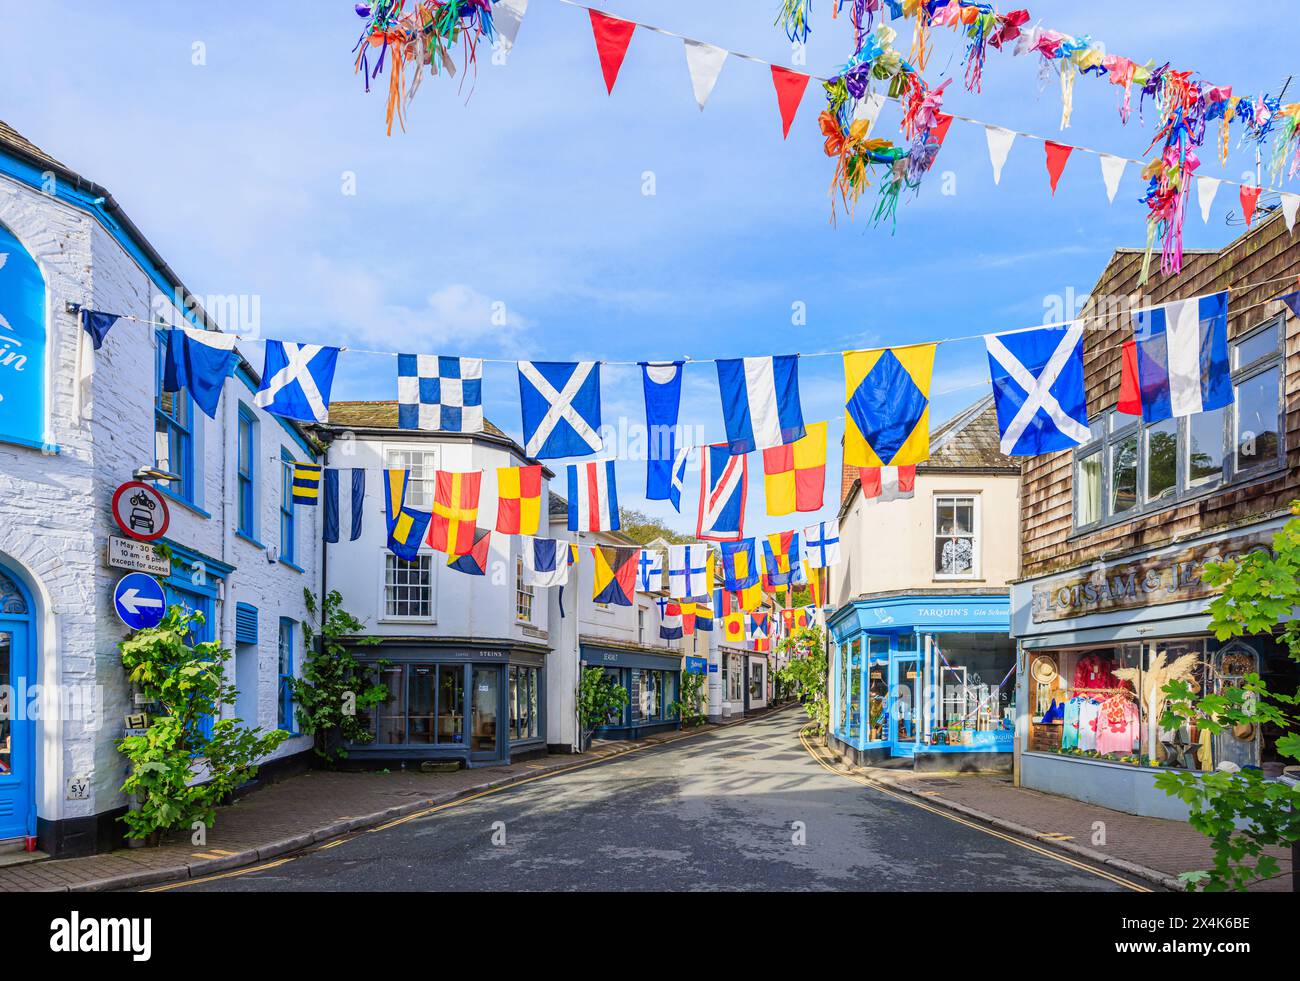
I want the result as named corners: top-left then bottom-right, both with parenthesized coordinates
top-left (397, 355), bottom-right (484, 432)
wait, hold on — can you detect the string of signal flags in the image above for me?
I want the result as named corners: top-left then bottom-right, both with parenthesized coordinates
top-left (349, 0), bottom-right (1300, 284)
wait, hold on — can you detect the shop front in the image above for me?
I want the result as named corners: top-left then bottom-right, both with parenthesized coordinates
top-left (745, 655), bottom-right (768, 712)
top-left (1012, 523), bottom-right (1297, 819)
top-left (350, 640), bottom-right (549, 767)
top-left (828, 593), bottom-right (1015, 772)
top-left (581, 642), bottom-right (681, 740)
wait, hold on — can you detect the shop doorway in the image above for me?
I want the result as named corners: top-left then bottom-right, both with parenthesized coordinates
top-left (470, 665), bottom-right (501, 762)
top-left (889, 653), bottom-right (922, 757)
top-left (0, 566), bottom-right (35, 841)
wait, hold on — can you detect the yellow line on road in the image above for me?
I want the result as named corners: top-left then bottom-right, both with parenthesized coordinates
top-left (797, 727), bottom-right (1150, 893)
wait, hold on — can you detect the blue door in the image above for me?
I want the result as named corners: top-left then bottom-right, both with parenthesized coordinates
top-left (162, 582), bottom-right (216, 740)
top-left (888, 653), bottom-right (922, 758)
top-left (0, 566), bottom-right (35, 841)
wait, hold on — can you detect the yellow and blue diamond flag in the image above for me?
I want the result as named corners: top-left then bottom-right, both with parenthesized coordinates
top-left (843, 343), bottom-right (936, 468)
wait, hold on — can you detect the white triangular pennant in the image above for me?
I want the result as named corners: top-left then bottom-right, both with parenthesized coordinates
top-left (682, 39), bottom-right (726, 111)
top-left (1099, 154), bottom-right (1126, 204)
top-left (851, 91), bottom-right (887, 131)
top-left (1197, 176), bottom-right (1221, 225)
top-left (985, 125), bottom-right (1016, 185)
top-left (1281, 192), bottom-right (1300, 233)
top-left (495, 0), bottom-right (529, 51)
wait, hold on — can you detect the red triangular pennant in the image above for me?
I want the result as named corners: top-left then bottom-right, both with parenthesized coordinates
top-left (770, 65), bottom-right (811, 139)
top-left (1045, 141), bottom-right (1072, 195)
top-left (589, 9), bottom-right (636, 95)
top-left (930, 112), bottom-right (954, 147)
top-left (1117, 339), bottom-right (1141, 416)
top-left (1240, 184), bottom-right (1262, 229)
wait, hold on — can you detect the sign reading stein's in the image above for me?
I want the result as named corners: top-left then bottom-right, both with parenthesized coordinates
top-left (1031, 531), bottom-right (1274, 623)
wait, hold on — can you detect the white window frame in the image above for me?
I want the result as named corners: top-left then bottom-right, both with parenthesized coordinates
top-left (380, 550), bottom-right (437, 622)
top-left (932, 493), bottom-right (981, 581)
top-left (382, 444), bottom-right (442, 510)
top-left (515, 555), bottom-right (534, 624)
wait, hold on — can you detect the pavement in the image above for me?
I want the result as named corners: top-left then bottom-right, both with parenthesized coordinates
top-left (135, 708), bottom-right (1142, 892)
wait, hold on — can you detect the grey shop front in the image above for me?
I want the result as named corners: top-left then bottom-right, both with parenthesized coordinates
top-left (581, 642), bottom-right (682, 739)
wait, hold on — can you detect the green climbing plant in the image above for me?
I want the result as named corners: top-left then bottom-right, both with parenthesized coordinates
top-left (117, 606), bottom-right (289, 842)
top-left (777, 626), bottom-right (829, 735)
top-left (578, 667), bottom-right (629, 748)
top-left (1154, 502), bottom-right (1300, 892)
top-left (671, 671), bottom-right (707, 727)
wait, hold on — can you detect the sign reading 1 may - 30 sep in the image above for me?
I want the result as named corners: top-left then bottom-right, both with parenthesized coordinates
top-left (114, 572), bottom-right (166, 631)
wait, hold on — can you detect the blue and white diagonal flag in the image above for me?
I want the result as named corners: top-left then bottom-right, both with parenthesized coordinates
top-left (518, 361), bottom-right (603, 459)
top-left (397, 355), bottom-right (483, 432)
top-left (668, 445), bottom-right (690, 513)
top-left (255, 341), bottom-right (341, 423)
top-left (984, 321), bottom-right (1090, 457)
top-left (323, 468), bottom-right (365, 543)
top-left (715, 355), bottom-right (805, 453)
top-left (667, 543), bottom-right (709, 600)
top-left (636, 548), bottom-right (664, 592)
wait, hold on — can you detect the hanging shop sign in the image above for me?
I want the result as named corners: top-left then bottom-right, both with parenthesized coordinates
top-left (106, 536), bottom-right (172, 577)
top-left (1031, 531), bottom-right (1275, 623)
top-left (110, 481), bottom-right (170, 542)
top-left (685, 656), bottom-right (707, 675)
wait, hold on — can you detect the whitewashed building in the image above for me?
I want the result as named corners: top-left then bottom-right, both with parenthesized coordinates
top-left (0, 123), bottom-right (319, 856)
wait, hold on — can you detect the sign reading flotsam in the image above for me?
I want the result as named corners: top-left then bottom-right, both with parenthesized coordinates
top-left (1031, 531), bottom-right (1274, 623)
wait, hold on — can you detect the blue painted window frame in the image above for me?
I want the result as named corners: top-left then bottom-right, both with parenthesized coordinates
top-left (154, 329), bottom-right (196, 503)
top-left (279, 447), bottom-right (296, 566)
top-left (237, 405), bottom-right (257, 538)
top-left (278, 617), bottom-right (296, 733)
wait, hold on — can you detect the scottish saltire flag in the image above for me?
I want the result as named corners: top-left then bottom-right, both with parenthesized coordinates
top-left (522, 538), bottom-right (569, 587)
top-left (323, 468), bottom-right (365, 543)
top-left (495, 465), bottom-right (543, 535)
top-left (255, 341), bottom-right (341, 423)
top-left (592, 545), bottom-right (638, 606)
top-left (397, 355), bottom-right (484, 432)
top-left (762, 531), bottom-right (801, 587)
top-left (428, 471), bottom-right (482, 556)
top-left (567, 460), bottom-right (620, 532)
top-left (667, 543), bottom-right (709, 599)
top-left (1122, 291), bottom-right (1232, 423)
top-left (640, 361), bottom-right (684, 500)
top-left (292, 463), bottom-right (323, 504)
top-left (985, 321), bottom-right (1090, 455)
top-left (163, 327), bottom-right (240, 419)
top-left (843, 344), bottom-right (935, 467)
top-left (658, 598), bottom-right (684, 641)
top-left (720, 539), bottom-right (758, 589)
top-left (447, 527), bottom-right (492, 576)
top-left (636, 549), bottom-right (664, 592)
top-left (668, 446), bottom-right (690, 512)
top-left (696, 443), bottom-right (747, 542)
top-left (383, 469), bottom-right (431, 562)
top-left (518, 361), bottom-right (603, 458)
top-left (859, 466), bottom-right (915, 502)
top-left (803, 520), bottom-right (840, 569)
top-left (716, 355), bottom-right (805, 453)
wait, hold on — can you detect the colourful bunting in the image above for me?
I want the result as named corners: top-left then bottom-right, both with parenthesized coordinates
top-left (589, 9), bottom-right (636, 95)
top-left (771, 66), bottom-right (810, 140)
top-left (1044, 141), bottom-right (1072, 195)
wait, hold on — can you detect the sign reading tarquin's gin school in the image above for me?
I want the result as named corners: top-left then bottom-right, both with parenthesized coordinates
top-left (1031, 531), bottom-right (1275, 623)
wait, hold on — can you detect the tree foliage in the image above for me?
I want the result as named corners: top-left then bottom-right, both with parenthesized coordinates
top-left (616, 508), bottom-right (695, 546)
top-left (578, 666), bottom-right (630, 745)
top-left (777, 626), bottom-right (829, 735)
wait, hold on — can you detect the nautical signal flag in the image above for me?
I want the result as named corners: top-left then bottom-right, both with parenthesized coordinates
top-left (667, 543), bottom-right (710, 600)
top-left (658, 598), bottom-right (683, 641)
top-left (762, 531), bottom-right (800, 588)
top-left (782, 608), bottom-right (811, 633)
top-left (384, 469), bottom-right (431, 562)
top-left (428, 471), bottom-right (482, 556)
top-left (720, 539), bottom-right (759, 590)
top-left (291, 463), bottom-right (323, 504)
top-left (679, 601), bottom-right (697, 636)
top-left (522, 538), bottom-right (569, 588)
top-left (568, 460), bottom-right (620, 532)
top-left (1119, 291), bottom-right (1232, 423)
top-left (636, 548), bottom-right (664, 592)
top-left (162, 327), bottom-right (241, 419)
top-left (323, 468), bottom-right (365, 543)
top-left (860, 465), bottom-right (916, 502)
top-left (397, 354), bottom-right (484, 433)
top-left (843, 344), bottom-right (936, 468)
top-left (519, 361), bottom-right (603, 459)
top-left (761, 420), bottom-right (826, 516)
top-left (255, 341), bottom-right (341, 424)
top-left (722, 612), bottom-right (746, 644)
top-left (496, 465), bottom-right (543, 535)
top-left (806, 565), bottom-right (828, 608)
top-left (716, 355), bottom-right (805, 454)
top-left (592, 545), bottom-right (638, 607)
top-left (695, 604), bottom-right (714, 632)
top-left (747, 612), bottom-right (770, 641)
top-left (640, 361), bottom-right (684, 503)
top-left (447, 528), bottom-right (492, 576)
top-left (803, 520), bottom-right (840, 569)
top-left (985, 321), bottom-right (1090, 456)
top-left (697, 443), bottom-right (747, 542)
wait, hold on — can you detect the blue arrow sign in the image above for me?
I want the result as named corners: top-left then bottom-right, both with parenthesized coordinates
top-left (114, 573), bottom-right (167, 631)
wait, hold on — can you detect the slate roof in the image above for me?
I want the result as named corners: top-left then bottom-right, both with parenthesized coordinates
top-left (923, 394), bottom-right (1020, 473)
top-left (325, 400), bottom-right (509, 440)
top-left (0, 121), bottom-right (69, 173)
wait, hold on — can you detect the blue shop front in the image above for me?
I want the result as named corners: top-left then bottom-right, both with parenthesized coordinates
top-left (581, 642), bottom-right (681, 740)
top-left (828, 593), bottom-right (1015, 772)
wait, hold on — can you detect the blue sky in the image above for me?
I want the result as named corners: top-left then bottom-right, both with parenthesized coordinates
top-left (2, 1), bottom-right (1294, 540)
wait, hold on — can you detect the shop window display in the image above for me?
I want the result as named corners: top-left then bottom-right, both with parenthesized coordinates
top-left (928, 634), bottom-right (1015, 749)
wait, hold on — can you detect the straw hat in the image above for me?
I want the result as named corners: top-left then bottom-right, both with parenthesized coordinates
top-left (1030, 655), bottom-right (1059, 686)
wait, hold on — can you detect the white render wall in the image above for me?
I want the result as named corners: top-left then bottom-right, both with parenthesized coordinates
top-left (0, 172), bottom-right (315, 842)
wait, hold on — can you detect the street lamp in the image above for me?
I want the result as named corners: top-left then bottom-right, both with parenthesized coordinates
top-left (133, 466), bottom-right (181, 483)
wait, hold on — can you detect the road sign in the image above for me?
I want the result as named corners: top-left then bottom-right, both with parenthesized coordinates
top-left (111, 481), bottom-right (170, 542)
top-left (113, 573), bottom-right (166, 631)
top-left (107, 536), bottom-right (172, 577)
